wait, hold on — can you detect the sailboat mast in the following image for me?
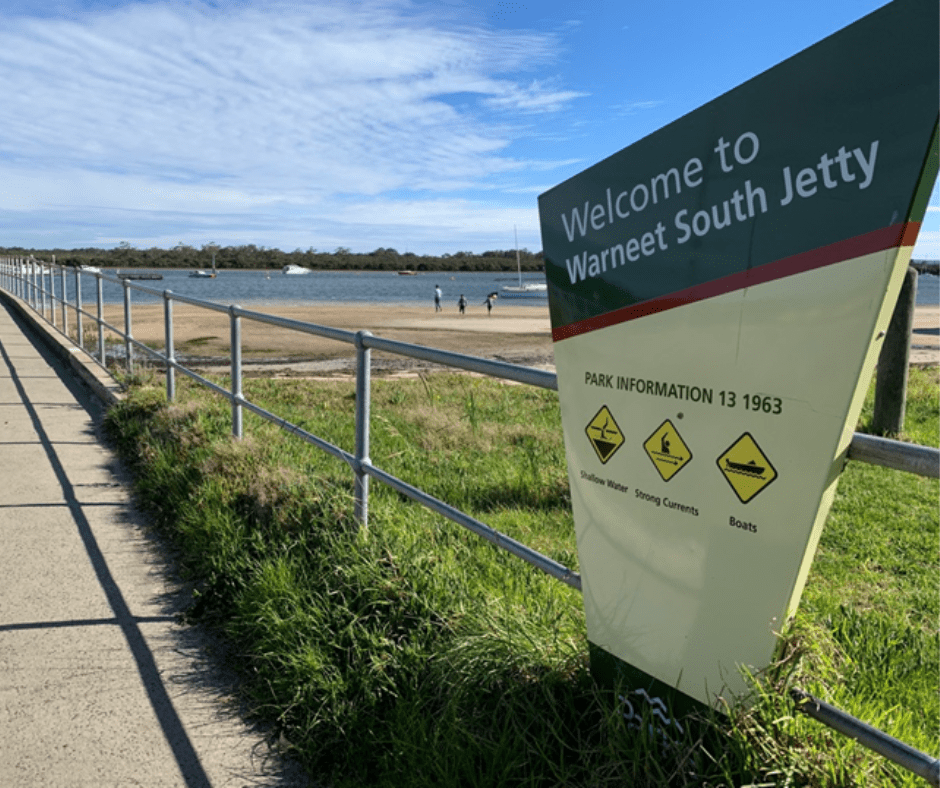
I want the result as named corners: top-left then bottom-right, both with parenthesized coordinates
top-left (514, 225), bottom-right (521, 286)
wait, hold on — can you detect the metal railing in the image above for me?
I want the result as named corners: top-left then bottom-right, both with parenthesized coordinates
top-left (2, 255), bottom-right (938, 783)
top-left (791, 690), bottom-right (939, 786)
top-left (3, 256), bottom-right (936, 484)
top-left (0, 257), bottom-right (579, 592)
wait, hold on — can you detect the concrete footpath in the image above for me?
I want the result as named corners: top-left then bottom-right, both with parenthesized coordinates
top-left (0, 296), bottom-right (309, 787)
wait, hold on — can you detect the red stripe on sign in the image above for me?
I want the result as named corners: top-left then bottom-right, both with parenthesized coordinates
top-left (552, 222), bottom-right (919, 342)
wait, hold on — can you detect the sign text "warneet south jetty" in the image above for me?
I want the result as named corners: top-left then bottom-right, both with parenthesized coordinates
top-left (560, 132), bottom-right (879, 285)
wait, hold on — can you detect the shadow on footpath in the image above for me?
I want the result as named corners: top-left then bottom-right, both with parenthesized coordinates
top-left (0, 301), bottom-right (310, 788)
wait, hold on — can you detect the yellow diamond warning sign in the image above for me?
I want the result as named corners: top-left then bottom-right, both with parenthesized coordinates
top-left (586, 405), bottom-right (624, 464)
top-left (643, 420), bottom-right (692, 481)
top-left (717, 432), bottom-right (778, 503)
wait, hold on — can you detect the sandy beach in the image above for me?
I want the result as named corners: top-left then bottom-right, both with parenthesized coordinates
top-left (910, 305), bottom-right (939, 367)
top-left (106, 302), bottom-right (938, 377)
top-left (106, 301), bottom-right (556, 375)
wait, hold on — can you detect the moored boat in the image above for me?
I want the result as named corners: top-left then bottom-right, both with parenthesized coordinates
top-left (501, 226), bottom-right (547, 298)
top-left (501, 281), bottom-right (548, 298)
top-left (282, 264), bottom-right (311, 275)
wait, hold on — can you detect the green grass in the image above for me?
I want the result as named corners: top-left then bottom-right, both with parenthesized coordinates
top-left (104, 366), bottom-right (939, 786)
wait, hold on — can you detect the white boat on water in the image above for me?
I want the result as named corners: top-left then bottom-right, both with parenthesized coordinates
top-left (80, 265), bottom-right (101, 274)
top-left (190, 252), bottom-right (218, 278)
top-left (501, 227), bottom-right (547, 299)
top-left (282, 264), bottom-right (311, 275)
top-left (501, 281), bottom-right (548, 298)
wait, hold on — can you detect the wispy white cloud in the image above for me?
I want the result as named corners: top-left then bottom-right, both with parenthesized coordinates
top-left (0, 0), bottom-right (584, 251)
top-left (483, 79), bottom-right (587, 113)
top-left (611, 100), bottom-right (665, 116)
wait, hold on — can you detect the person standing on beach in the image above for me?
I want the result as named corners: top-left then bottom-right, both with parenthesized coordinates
top-left (434, 285), bottom-right (442, 312)
top-left (484, 293), bottom-right (495, 316)
top-left (458, 294), bottom-right (467, 314)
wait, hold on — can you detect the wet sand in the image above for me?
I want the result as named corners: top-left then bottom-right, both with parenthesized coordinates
top-left (107, 302), bottom-right (938, 377)
top-left (107, 301), bottom-right (555, 374)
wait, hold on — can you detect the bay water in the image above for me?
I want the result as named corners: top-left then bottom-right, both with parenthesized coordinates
top-left (60, 268), bottom-right (939, 308)
top-left (70, 269), bottom-right (546, 309)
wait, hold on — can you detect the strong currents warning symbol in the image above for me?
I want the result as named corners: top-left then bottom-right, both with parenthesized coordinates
top-left (585, 405), bottom-right (624, 464)
top-left (717, 432), bottom-right (778, 503)
top-left (643, 419), bottom-right (692, 481)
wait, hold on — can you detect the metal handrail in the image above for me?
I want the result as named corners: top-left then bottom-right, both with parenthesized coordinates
top-left (2, 256), bottom-right (935, 587)
top-left (0, 257), bottom-right (581, 591)
top-left (792, 689), bottom-right (940, 787)
top-left (1, 257), bottom-right (934, 476)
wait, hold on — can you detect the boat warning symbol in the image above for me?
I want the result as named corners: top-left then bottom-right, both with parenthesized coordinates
top-left (717, 432), bottom-right (778, 503)
top-left (643, 420), bottom-right (692, 481)
top-left (586, 405), bottom-right (625, 464)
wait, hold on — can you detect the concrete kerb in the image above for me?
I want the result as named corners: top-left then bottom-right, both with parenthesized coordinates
top-left (0, 290), bottom-right (124, 407)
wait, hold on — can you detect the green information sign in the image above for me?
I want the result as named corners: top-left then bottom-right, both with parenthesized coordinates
top-left (539, 0), bottom-right (938, 722)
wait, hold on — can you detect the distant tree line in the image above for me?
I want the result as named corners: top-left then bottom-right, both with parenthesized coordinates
top-left (0, 242), bottom-right (545, 273)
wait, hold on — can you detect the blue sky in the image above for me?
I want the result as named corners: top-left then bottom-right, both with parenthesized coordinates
top-left (1, 0), bottom-right (936, 256)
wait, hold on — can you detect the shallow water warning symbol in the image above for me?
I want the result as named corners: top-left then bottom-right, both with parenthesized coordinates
top-left (586, 405), bottom-right (624, 464)
top-left (717, 432), bottom-right (778, 503)
top-left (643, 420), bottom-right (692, 481)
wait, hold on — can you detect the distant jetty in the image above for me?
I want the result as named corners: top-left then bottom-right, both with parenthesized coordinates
top-left (911, 259), bottom-right (939, 275)
top-left (117, 272), bottom-right (163, 280)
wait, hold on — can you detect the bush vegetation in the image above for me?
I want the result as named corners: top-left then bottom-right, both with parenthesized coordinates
top-left (103, 366), bottom-right (938, 786)
top-left (0, 242), bottom-right (544, 273)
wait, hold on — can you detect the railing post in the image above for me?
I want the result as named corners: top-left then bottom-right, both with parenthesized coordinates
top-left (164, 291), bottom-right (176, 402)
top-left (60, 265), bottom-right (68, 335)
top-left (96, 275), bottom-right (105, 365)
top-left (230, 305), bottom-right (243, 438)
top-left (122, 277), bottom-right (133, 374)
top-left (49, 262), bottom-right (57, 329)
top-left (40, 261), bottom-right (47, 319)
top-left (354, 330), bottom-right (373, 529)
top-left (75, 269), bottom-right (84, 351)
